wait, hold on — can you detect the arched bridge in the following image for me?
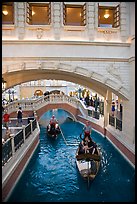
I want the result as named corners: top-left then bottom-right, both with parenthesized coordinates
top-left (2, 41), bottom-right (131, 100)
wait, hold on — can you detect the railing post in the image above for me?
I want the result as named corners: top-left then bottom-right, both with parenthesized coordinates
top-left (30, 120), bottom-right (33, 133)
top-left (11, 135), bottom-right (15, 155)
top-left (34, 111), bottom-right (38, 121)
top-left (22, 125), bottom-right (26, 142)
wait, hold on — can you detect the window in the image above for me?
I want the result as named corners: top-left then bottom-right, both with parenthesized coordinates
top-left (63, 3), bottom-right (86, 26)
top-left (98, 4), bottom-right (120, 28)
top-left (2, 2), bottom-right (14, 24)
top-left (26, 2), bottom-right (51, 25)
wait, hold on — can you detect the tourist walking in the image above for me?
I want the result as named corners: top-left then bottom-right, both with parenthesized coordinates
top-left (16, 107), bottom-right (23, 126)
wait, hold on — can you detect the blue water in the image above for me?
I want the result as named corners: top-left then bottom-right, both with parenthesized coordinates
top-left (7, 109), bottom-right (135, 202)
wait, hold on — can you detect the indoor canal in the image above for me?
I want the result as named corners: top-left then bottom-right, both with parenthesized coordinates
top-left (7, 109), bottom-right (135, 202)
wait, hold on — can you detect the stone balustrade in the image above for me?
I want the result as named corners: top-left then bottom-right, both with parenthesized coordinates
top-left (4, 94), bottom-right (87, 115)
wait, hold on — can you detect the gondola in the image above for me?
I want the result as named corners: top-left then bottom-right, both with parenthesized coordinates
top-left (75, 144), bottom-right (101, 182)
top-left (47, 123), bottom-right (61, 139)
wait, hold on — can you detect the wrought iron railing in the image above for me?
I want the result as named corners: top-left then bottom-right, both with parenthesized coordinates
top-left (109, 114), bottom-right (122, 131)
top-left (87, 109), bottom-right (100, 119)
top-left (32, 119), bottom-right (37, 131)
top-left (2, 139), bottom-right (12, 166)
top-left (109, 115), bottom-right (115, 127)
top-left (14, 130), bottom-right (24, 152)
top-left (2, 118), bottom-right (37, 166)
top-left (25, 123), bottom-right (31, 139)
top-left (116, 118), bottom-right (122, 131)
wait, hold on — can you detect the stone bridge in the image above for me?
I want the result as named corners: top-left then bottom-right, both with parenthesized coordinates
top-left (2, 40), bottom-right (132, 100)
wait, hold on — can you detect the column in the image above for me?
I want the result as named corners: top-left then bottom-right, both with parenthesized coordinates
top-left (104, 90), bottom-right (112, 132)
top-left (120, 2), bottom-right (127, 42)
top-left (53, 2), bottom-right (61, 40)
top-left (17, 2), bottom-right (25, 40)
top-left (87, 2), bottom-right (95, 41)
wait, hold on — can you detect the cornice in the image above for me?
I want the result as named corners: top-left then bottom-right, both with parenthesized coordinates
top-left (2, 40), bottom-right (130, 47)
top-left (2, 57), bottom-right (129, 62)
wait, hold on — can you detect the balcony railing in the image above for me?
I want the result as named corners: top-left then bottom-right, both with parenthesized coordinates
top-left (109, 114), bottom-right (122, 131)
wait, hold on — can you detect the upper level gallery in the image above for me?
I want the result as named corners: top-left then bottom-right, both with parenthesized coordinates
top-left (2, 2), bottom-right (135, 43)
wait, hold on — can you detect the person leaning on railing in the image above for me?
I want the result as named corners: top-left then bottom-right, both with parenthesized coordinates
top-left (2, 109), bottom-right (10, 129)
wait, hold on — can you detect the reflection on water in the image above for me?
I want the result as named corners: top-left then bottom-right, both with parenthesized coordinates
top-left (7, 109), bottom-right (135, 202)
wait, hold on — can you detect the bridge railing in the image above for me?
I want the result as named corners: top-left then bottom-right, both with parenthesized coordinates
top-left (4, 94), bottom-right (100, 119)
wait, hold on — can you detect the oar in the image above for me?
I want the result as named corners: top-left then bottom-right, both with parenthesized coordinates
top-left (87, 159), bottom-right (90, 190)
top-left (59, 127), bottom-right (69, 145)
top-left (79, 128), bottom-right (84, 140)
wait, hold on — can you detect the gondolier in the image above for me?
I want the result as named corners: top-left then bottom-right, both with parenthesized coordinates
top-left (83, 121), bottom-right (92, 137)
top-left (47, 116), bottom-right (61, 139)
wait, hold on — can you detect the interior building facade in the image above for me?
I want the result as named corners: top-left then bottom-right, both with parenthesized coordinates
top-left (2, 2), bottom-right (135, 160)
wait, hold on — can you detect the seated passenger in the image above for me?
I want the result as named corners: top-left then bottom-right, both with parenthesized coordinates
top-left (78, 142), bottom-right (85, 154)
top-left (88, 138), bottom-right (98, 154)
top-left (81, 135), bottom-right (98, 154)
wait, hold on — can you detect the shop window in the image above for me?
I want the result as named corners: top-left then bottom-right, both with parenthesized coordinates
top-left (2, 2), bottom-right (14, 24)
top-left (63, 3), bottom-right (86, 26)
top-left (26, 2), bottom-right (51, 25)
top-left (98, 4), bottom-right (120, 28)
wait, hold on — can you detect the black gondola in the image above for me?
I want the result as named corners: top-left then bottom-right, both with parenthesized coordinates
top-left (47, 123), bottom-right (61, 139)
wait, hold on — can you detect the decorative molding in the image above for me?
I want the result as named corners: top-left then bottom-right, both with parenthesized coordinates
top-left (63, 26), bottom-right (86, 31)
top-left (97, 28), bottom-right (119, 34)
top-left (106, 63), bottom-right (122, 82)
top-left (26, 25), bottom-right (51, 31)
top-left (57, 63), bottom-right (74, 72)
top-left (92, 72), bottom-right (104, 82)
top-left (21, 62), bottom-right (25, 70)
top-left (37, 61), bottom-right (43, 69)
top-left (75, 66), bottom-right (89, 76)
top-left (36, 28), bottom-right (44, 39)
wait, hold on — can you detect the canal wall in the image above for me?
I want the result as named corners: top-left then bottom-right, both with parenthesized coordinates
top-left (2, 124), bottom-right (40, 202)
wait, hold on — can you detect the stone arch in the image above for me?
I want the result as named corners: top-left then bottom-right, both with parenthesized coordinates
top-left (2, 61), bottom-right (129, 100)
top-left (36, 104), bottom-right (80, 121)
